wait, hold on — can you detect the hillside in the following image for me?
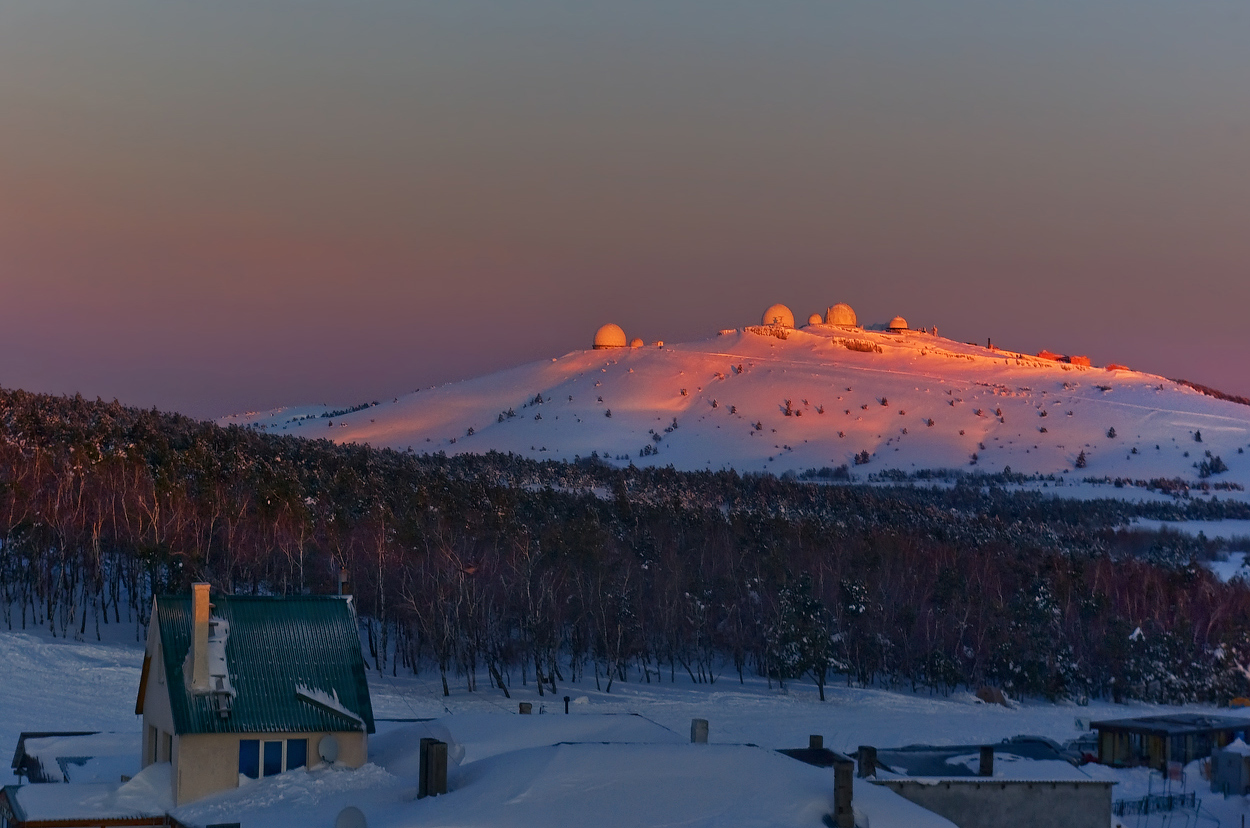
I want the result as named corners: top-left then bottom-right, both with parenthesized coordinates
top-left (225, 320), bottom-right (1250, 499)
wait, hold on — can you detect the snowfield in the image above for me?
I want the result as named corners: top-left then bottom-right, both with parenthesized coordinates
top-left (222, 324), bottom-right (1250, 501)
top-left (7, 625), bottom-right (1250, 827)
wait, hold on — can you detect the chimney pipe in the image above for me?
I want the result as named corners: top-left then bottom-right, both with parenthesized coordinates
top-left (832, 754), bottom-right (855, 828)
top-left (190, 583), bottom-right (211, 692)
top-left (857, 745), bottom-right (877, 778)
top-left (809, 735), bottom-right (823, 750)
top-left (979, 745), bottom-right (994, 777)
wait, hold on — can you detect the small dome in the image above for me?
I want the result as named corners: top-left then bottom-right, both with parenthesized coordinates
top-left (887, 316), bottom-right (909, 331)
top-left (593, 323), bottom-right (627, 349)
top-left (761, 304), bottom-right (795, 328)
top-left (630, 338), bottom-right (644, 348)
top-left (826, 303), bottom-right (857, 327)
top-left (807, 313), bottom-right (823, 326)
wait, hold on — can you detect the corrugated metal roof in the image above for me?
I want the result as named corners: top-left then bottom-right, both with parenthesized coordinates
top-left (155, 594), bottom-right (375, 736)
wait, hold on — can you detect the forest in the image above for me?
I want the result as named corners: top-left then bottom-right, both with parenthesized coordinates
top-left (2, 386), bottom-right (1250, 705)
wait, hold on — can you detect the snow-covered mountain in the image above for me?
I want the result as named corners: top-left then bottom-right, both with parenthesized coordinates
top-left (223, 320), bottom-right (1250, 498)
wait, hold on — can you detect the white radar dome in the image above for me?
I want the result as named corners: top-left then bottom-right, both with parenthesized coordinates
top-left (826, 303), bottom-right (857, 327)
top-left (761, 304), bottom-right (795, 328)
top-left (593, 324), bottom-right (628, 349)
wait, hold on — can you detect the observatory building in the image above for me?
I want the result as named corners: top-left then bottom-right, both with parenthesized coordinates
top-left (761, 304), bottom-right (795, 328)
top-left (888, 316), bottom-right (909, 332)
top-left (826, 303), bottom-right (857, 328)
top-left (807, 313), bottom-right (823, 326)
top-left (593, 324), bottom-right (628, 349)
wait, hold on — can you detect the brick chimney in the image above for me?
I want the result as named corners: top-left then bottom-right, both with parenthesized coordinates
top-left (190, 583), bottom-right (211, 692)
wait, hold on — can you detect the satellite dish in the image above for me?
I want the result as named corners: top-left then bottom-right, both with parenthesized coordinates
top-left (319, 734), bottom-right (340, 764)
top-left (335, 806), bottom-right (367, 828)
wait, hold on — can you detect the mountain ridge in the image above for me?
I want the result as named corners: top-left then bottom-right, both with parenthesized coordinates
top-left (224, 322), bottom-right (1250, 500)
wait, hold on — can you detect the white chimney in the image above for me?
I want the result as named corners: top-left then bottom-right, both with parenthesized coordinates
top-left (190, 583), bottom-right (211, 692)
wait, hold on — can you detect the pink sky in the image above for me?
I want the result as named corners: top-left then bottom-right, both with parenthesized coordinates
top-left (2, 1), bottom-right (1247, 418)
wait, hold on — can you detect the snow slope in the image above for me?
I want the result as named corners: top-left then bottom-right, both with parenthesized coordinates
top-left (223, 324), bottom-right (1250, 499)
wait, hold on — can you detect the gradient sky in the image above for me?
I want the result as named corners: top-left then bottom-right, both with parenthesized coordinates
top-left (2, 1), bottom-right (1248, 419)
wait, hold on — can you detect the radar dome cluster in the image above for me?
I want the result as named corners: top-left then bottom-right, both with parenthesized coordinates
top-left (592, 300), bottom-right (916, 349)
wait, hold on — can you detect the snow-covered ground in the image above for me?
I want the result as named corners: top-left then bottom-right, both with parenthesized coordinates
top-left (7, 624), bottom-right (1250, 826)
top-left (222, 322), bottom-right (1250, 501)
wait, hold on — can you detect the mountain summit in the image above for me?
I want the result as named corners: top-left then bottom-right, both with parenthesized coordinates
top-left (224, 314), bottom-right (1250, 498)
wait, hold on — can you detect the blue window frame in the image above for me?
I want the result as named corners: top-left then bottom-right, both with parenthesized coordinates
top-left (287, 739), bottom-right (307, 770)
top-left (263, 741), bottom-right (283, 777)
top-left (238, 739), bottom-right (259, 779)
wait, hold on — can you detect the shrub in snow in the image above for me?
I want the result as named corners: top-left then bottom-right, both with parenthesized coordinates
top-left (1107, 427), bottom-right (1117, 438)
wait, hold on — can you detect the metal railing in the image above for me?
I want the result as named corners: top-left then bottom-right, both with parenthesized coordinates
top-left (1112, 791), bottom-right (1198, 816)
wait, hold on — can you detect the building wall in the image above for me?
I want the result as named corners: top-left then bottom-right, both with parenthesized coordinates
top-left (140, 617), bottom-right (177, 768)
top-left (874, 780), bottom-right (1112, 828)
top-left (173, 730), bottom-right (367, 805)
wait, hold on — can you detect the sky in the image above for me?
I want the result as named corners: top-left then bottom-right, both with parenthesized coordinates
top-left (1, 1), bottom-right (1247, 419)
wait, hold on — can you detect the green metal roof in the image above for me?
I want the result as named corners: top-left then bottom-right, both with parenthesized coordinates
top-left (154, 594), bottom-right (375, 736)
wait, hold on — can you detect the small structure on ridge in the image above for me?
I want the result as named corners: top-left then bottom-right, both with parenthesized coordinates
top-left (826, 303), bottom-right (857, 328)
top-left (761, 304), bottom-right (795, 328)
top-left (593, 324), bottom-right (628, 350)
top-left (888, 316), bottom-right (909, 331)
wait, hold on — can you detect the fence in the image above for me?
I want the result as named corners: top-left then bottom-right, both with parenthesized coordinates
top-left (1112, 791), bottom-right (1197, 816)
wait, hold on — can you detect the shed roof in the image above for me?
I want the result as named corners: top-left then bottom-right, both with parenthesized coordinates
top-left (153, 594), bottom-right (374, 736)
top-left (1090, 714), bottom-right (1250, 737)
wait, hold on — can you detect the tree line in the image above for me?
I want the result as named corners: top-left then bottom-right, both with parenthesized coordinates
top-left (2, 386), bottom-right (1249, 704)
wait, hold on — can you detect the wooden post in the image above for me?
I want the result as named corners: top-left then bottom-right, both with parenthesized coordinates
top-left (425, 740), bottom-right (448, 796)
top-left (833, 754), bottom-right (855, 828)
top-left (979, 745), bottom-right (994, 777)
top-left (857, 746), bottom-right (877, 778)
top-left (418, 738), bottom-right (436, 799)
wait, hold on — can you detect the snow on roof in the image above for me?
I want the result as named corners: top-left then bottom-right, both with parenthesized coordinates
top-left (16, 732), bottom-right (138, 783)
top-left (174, 742), bottom-right (958, 828)
top-left (938, 753), bottom-right (1093, 782)
top-left (7, 761), bottom-right (172, 822)
top-left (1220, 738), bottom-right (1250, 756)
top-left (370, 712), bottom-right (682, 770)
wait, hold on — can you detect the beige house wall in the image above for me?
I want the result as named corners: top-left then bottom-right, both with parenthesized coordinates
top-left (140, 617), bottom-right (176, 768)
top-left (173, 730), bottom-right (368, 805)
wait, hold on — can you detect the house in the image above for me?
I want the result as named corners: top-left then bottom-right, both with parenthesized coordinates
top-left (136, 584), bottom-right (375, 805)
top-left (1090, 714), bottom-right (1250, 769)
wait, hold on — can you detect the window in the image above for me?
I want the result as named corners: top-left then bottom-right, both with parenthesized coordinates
top-left (239, 739), bottom-right (260, 779)
top-left (161, 731), bottom-right (172, 763)
top-left (263, 741), bottom-right (283, 777)
top-left (287, 739), bottom-right (307, 770)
